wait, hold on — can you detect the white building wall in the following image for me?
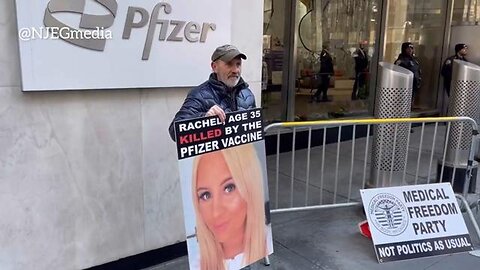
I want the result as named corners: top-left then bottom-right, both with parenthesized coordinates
top-left (0, 0), bottom-right (264, 269)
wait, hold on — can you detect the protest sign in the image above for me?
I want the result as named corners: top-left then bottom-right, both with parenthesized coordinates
top-left (174, 108), bottom-right (273, 270)
top-left (175, 108), bottom-right (263, 160)
top-left (360, 183), bottom-right (473, 263)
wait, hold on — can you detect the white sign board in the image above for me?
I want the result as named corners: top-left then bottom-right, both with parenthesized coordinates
top-left (174, 109), bottom-right (274, 270)
top-left (360, 183), bottom-right (473, 263)
top-left (14, 0), bottom-right (232, 91)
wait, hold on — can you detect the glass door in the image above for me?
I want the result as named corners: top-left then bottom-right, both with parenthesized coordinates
top-left (383, 0), bottom-right (449, 112)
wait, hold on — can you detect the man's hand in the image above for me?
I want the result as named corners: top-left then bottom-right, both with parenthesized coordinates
top-left (205, 105), bottom-right (226, 123)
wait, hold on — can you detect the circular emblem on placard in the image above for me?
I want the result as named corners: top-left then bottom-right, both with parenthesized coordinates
top-left (368, 193), bottom-right (408, 236)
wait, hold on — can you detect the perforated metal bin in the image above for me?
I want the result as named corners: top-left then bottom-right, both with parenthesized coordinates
top-left (369, 62), bottom-right (413, 188)
top-left (437, 60), bottom-right (480, 193)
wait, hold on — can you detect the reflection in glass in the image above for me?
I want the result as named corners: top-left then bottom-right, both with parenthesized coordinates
top-left (384, 0), bottom-right (448, 112)
top-left (453, 0), bottom-right (480, 25)
top-left (262, 0), bottom-right (286, 123)
top-left (294, 0), bottom-right (379, 120)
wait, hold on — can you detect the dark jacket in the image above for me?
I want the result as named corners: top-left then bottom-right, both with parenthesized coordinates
top-left (168, 73), bottom-right (256, 141)
top-left (354, 48), bottom-right (369, 73)
top-left (319, 49), bottom-right (334, 75)
top-left (441, 54), bottom-right (468, 96)
top-left (395, 54), bottom-right (422, 92)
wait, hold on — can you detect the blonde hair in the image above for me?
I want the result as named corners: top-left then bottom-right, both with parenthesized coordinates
top-left (192, 144), bottom-right (267, 270)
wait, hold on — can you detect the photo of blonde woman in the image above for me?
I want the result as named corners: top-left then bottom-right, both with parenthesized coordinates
top-left (190, 143), bottom-right (272, 270)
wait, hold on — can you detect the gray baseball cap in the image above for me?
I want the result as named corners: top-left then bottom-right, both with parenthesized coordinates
top-left (211, 44), bottom-right (247, 62)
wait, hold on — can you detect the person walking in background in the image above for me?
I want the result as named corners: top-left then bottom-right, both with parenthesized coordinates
top-left (394, 42), bottom-right (422, 107)
top-left (441, 43), bottom-right (468, 97)
top-left (312, 44), bottom-right (334, 102)
top-left (352, 40), bottom-right (369, 100)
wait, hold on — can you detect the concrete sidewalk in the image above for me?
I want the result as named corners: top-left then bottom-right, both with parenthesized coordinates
top-left (146, 205), bottom-right (480, 270)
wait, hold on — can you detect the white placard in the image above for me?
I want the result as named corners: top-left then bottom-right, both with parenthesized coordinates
top-left (174, 110), bottom-right (274, 270)
top-left (360, 183), bottom-right (473, 263)
top-left (14, 0), bottom-right (232, 91)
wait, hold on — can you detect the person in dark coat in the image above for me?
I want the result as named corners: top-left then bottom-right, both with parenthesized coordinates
top-left (168, 45), bottom-right (256, 141)
top-left (394, 42), bottom-right (422, 102)
top-left (441, 43), bottom-right (468, 96)
top-left (352, 40), bottom-right (369, 100)
top-left (313, 44), bottom-right (334, 102)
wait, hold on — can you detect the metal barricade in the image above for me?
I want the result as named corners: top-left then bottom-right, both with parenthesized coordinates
top-left (263, 117), bottom-right (480, 238)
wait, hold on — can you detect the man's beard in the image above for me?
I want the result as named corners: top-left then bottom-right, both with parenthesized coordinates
top-left (221, 76), bottom-right (240, 88)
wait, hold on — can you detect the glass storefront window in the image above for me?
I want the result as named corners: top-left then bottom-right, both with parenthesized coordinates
top-left (450, 1), bottom-right (480, 69)
top-left (262, 0), bottom-right (380, 123)
top-left (453, 0), bottom-right (480, 25)
top-left (294, 0), bottom-right (379, 120)
top-left (262, 0), bottom-right (286, 123)
top-left (262, 0), bottom-right (457, 122)
top-left (384, 0), bottom-right (448, 112)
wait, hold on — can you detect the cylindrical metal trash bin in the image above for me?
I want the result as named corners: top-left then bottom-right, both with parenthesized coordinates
top-left (368, 62), bottom-right (413, 188)
top-left (437, 60), bottom-right (480, 193)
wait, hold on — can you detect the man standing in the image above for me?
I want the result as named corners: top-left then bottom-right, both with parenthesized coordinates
top-left (394, 42), bottom-right (422, 103)
top-left (168, 44), bottom-right (256, 141)
top-left (441, 43), bottom-right (468, 97)
top-left (352, 40), bottom-right (369, 100)
top-left (313, 44), bottom-right (334, 102)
